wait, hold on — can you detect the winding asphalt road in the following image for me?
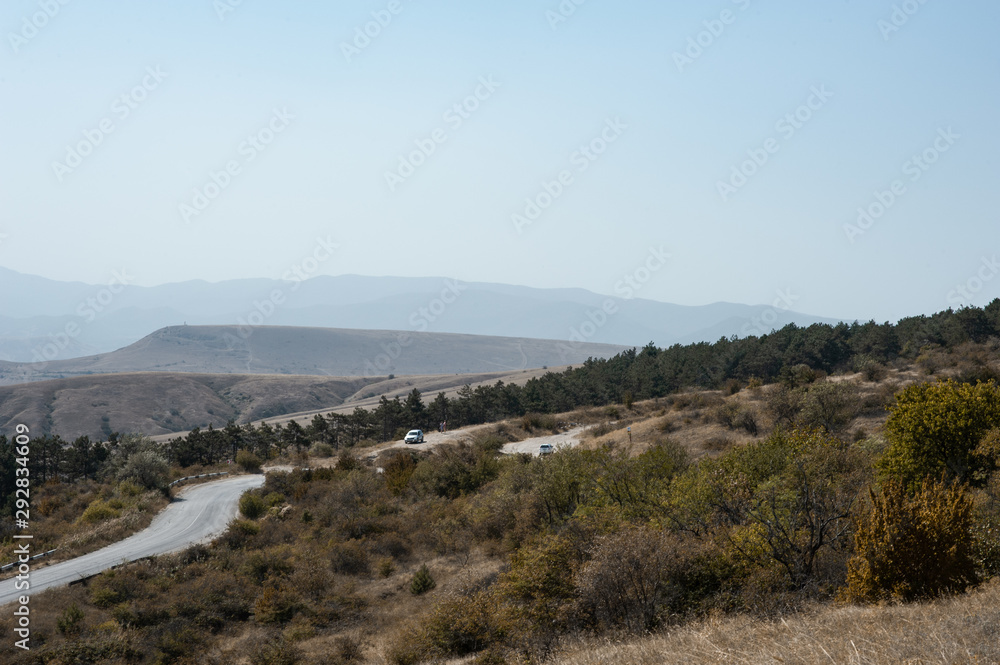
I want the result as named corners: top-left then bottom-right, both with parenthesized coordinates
top-left (0, 473), bottom-right (264, 607)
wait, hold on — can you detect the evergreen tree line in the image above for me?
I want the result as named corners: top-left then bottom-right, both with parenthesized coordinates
top-left (3, 301), bottom-right (998, 495)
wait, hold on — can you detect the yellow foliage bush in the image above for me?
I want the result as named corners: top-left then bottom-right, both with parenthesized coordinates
top-left (80, 499), bottom-right (121, 524)
top-left (842, 477), bottom-right (978, 603)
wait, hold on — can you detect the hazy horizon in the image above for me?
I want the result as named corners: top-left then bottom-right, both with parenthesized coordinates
top-left (2, 1), bottom-right (998, 324)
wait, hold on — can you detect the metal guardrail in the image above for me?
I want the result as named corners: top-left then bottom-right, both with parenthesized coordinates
top-left (1, 548), bottom-right (58, 572)
top-left (168, 471), bottom-right (228, 487)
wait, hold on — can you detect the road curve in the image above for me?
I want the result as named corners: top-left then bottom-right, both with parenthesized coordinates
top-left (501, 426), bottom-right (590, 455)
top-left (0, 474), bottom-right (264, 607)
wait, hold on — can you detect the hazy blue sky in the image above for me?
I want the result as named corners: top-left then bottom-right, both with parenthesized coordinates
top-left (2, 0), bottom-right (998, 323)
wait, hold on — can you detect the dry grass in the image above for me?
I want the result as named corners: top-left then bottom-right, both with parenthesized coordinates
top-left (0, 482), bottom-right (168, 577)
top-left (553, 579), bottom-right (1000, 665)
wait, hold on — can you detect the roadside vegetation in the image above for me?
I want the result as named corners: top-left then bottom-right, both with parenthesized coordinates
top-left (1, 301), bottom-right (1000, 664)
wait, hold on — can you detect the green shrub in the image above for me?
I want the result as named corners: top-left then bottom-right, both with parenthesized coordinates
top-left (264, 492), bottom-right (286, 507)
top-left (117, 449), bottom-right (169, 491)
top-left (57, 603), bottom-right (85, 636)
top-left (240, 492), bottom-right (267, 519)
top-left (879, 379), bottom-right (1000, 487)
top-left (236, 449), bottom-right (263, 473)
top-left (410, 564), bottom-right (436, 595)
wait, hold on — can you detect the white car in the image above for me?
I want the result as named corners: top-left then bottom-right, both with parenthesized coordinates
top-left (404, 429), bottom-right (425, 444)
top-left (539, 443), bottom-right (554, 455)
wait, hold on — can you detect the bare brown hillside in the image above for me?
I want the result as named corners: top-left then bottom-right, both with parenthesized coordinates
top-left (0, 373), bottom-right (377, 439)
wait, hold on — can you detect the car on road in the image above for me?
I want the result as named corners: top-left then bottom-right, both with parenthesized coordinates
top-left (538, 443), bottom-right (554, 455)
top-left (404, 429), bottom-right (425, 444)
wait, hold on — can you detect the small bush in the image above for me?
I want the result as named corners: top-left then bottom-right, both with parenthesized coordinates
top-left (656, 418), bottom-right (678, 434)
top-left (310, 442), bottom-right (334, 458)
top-left (383, 452), bottom-right (417, 496)
top-left (410, 564), bottom-right (436, 595)
top-left (521, 413), bottom-right (557, 432)
top-left (377, 557), bottom-right (397, 578)
top-left (254, 586), bottom-right (301, 624)
top-left (117, 480), bottom-right (143, 497)
top-left (80, 499), bottom-right (121, 524)
top-left (330, 540), bottom-right (371, 576)
top-left (240, 492), bottom-right (267, 519)
top-left (576, 528), bottom-right (709, 631)
top-left (236, 450), bottom-right (263, 473)
top-left (222, 519), bottom-right (261, 549)
top-left (797, 381), bottom-right (861, 434)
top-left (57, 603), bottom-right (85, 636)
top-left (337, 451), bottom-right (361, 471)
top-left (715, 402), bottom-right (741, 429)
top-left (118, 449), bottom-right (170, 491)
top-left (264, 492), bottom-right (286, 507)
top-left (738, 410), bottom-right (759, 436)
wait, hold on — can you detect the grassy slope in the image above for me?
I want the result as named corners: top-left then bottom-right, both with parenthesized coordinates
top-left (552, 579), bottom-right (1000, 665)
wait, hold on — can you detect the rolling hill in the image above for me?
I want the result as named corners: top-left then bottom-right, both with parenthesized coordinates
top-left (0, 325), bottom-right (626, 386)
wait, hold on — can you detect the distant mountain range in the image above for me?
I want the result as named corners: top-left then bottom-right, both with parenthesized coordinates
top-left (0, 268), bottom-right (840, 363)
